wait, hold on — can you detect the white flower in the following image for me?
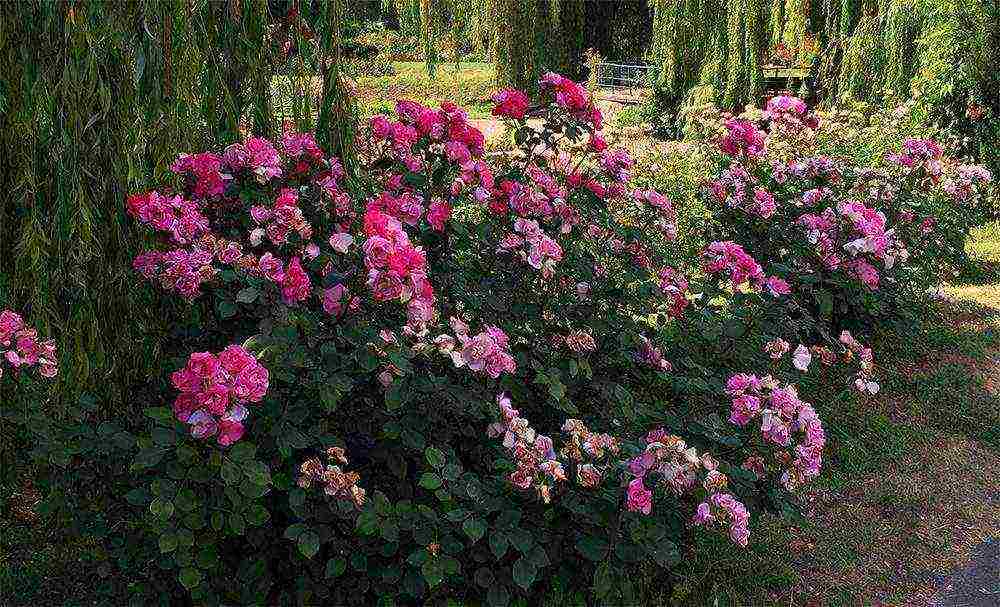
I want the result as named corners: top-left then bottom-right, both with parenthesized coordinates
top-left (328, 232), bottom-right (354, 254)
top-left (792, 344), bottom-right (813, 372)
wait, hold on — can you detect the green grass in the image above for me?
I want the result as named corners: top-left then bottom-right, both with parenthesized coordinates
top-left (355, 61), bottom-right (495, 118)
top-left (270, 61), bottom-right (497, 124)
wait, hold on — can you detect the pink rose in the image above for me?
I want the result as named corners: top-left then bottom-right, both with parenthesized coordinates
top-left (329, 232), bottom-right (354, 254)
top-left (187, 352), bottom-right (219, 379)
top-left (217, 419), bottom-right (244, 446)
top-left (218, 345), bottom-right (255, 375)
top-left (626, 478), bottom-right (653, 515)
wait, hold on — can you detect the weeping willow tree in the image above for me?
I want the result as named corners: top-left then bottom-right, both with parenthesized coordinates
top-left (493, 0), bottom-right (535, 90)
top-left (492, 0), bottom-right (592, 93)
top-left (649, 0), bottom-right (768, 111)
top-left (0, 0), bottom-right (357, 424)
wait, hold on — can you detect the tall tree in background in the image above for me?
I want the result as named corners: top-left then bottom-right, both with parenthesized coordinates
top-left (0, 0), bottom-right (358, 413)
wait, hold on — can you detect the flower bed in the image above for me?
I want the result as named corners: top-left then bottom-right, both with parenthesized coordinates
top-left (96, 80), bottom-right (993, 604)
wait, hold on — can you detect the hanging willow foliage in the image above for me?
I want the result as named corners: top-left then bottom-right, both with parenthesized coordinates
top-left (836, 13), bottom-right (885, 102)
top-left (650, 0), bottom-right (767, 111)
top-left (0, 0), bottom-right (357, 423)
top-left (0, 2), bottom-right (167, 415)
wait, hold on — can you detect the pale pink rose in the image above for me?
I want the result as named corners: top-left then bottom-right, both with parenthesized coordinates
top-left (792, 345), bottom-right (812, 372)
top-left (329, 232), bottom-right (354, 254)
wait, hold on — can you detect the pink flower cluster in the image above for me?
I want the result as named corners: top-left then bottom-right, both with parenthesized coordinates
top-left (488, 393), bottom-right (566, 503)
top-left (889, 137), bottom-right (943, 176)
top-left (709, 163), bottom-right (778, 219)
top-left (362, 205), bottom-right (435, 329)
top-left (0, 310), bottom-right (58, 380)
top-left (764, 338), bottom-right (790, 360)
top-left (691, 492), bottom-right (751, 547)
top-left (280, 131), bottom-right (323, 164)
top-left (840, 331), bottom-right (878, 395)
top-left (719, 119), bottom-right (766, 159)
top-left (703, 241), bottom-right (789, 295)
top-left (726, 373), bottom-right (825, 491)
top-left (763, 95), bottom-right (819, 130)
top-left (170, 345), bottom-right (269, 447)
top-left (132, 246), bottom-right (217, 300)
top-left (249, 187), bottom-right (313, 247)
top-left (127, 191), bottom-right (210, 245)
top-left (600, 147), bottom-right (634, 184)
top-left (371, 100), bottom-right (485, 173)
top-left (629, 431), bottom-right (713, 498)
top-left (657, 267), bottom-right (690, 318)
top-left (798, 200), bottom-right (906, 290)
top-left (539, 72), bottom-right (603, 129)
top-left (636, 189), bottom-right (679, 240)
top-left (497, 218), bottom-right (564, 278)
top-left (170, 152), bottom-right (230, 199)
top-left (434, 317), bottom-right (516, 379)
top-left (492, 89), bottom-right (530, 121)
top-left (634, 336), bottom-right (673, 372)
top-left (223, 137), bottom-right (283, 183)
top-left (942, 164), bottom-right (993, 202)
top-left (486, 392), bottom-right (757, 547)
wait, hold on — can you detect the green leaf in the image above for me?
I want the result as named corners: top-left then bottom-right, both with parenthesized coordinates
top-left (229, 442), bottom-right (257, 461)
top-left (133, 448), bottom-right (166, 470)
top-left (576, 535), bottom-right (608, 561)
top-left (421, 558), bottom-right (444, 588)
top-left (489, 532), bottom-right (508, 560)
top-left (175, 488), bottom-right (197, 512)
top-left (351, 552), bottom-right (368, 572)
top-left (511, 556), bottom-right (537, 590)
top-left (228, 513), bottom-right (245, 536)
top-left (325, 557), bottom-right (347, 578)
top-left (245, 504), bottom-right (269, 526)
top-left (143, 407), bottom-right (173, 424)
top-left (424, 447), bottom-right (445, 468)
top-left (407, 548), bottom-right (428, 567)
top-left (509, 527), bottom-right (533, 553)
top-left (216, 299), bottom-right (236, 319)
top-left (444, 508), bottom-right (470, 523)
top-left (284, 523), bottom-right (308, 541)
top-left (462, 517), bottom-right (486, 543)
top-left (487, 584), bottom-right (510, 607)
top-left (419, 473), bottom-right (442, 490)
top-left (356, 509), bottom-right (379, 535)
top-left (236, 287), bottom-right (260, 303)
top-left (159, 532), bottom-right (178, 553)
top-left (298, 531), bottom-right (321, 559)
top-left (178, 567), bottom-right (202, 590)
top-left (475, 567), bottom-right (495, 588)
top-left (125, 488), bottom-right (150, 506)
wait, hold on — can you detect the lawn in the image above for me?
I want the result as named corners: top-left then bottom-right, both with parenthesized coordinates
top-left (355, 61), bottom-right (495, 118)
top-left (271, 61), bottom-right (496, 123)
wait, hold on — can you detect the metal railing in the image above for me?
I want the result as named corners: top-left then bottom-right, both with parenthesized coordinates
top-left (593, 62), bottom-right (658, 91)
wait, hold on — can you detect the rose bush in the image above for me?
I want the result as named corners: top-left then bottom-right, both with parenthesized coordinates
top-left (700, 96), bottom-right (995, 334)
top-left (120, 79), bottom-right (941, 604)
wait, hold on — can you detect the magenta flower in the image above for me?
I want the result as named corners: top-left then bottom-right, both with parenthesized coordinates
top-left (626, 478), bottom-right (653, 515)
top-left (172, 346), bottom-right (268, 447)
top-left (491, 89), bottom-right (530, 120)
